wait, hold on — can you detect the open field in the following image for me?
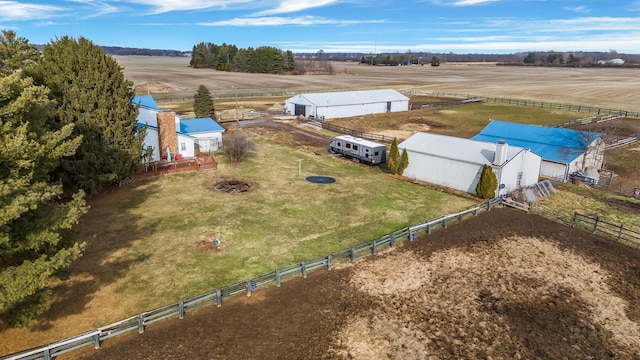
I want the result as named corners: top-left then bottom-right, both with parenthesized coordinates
top-left (3, 56), bottom-right (640, 358)
top-left (115, 56), bottom-right (640, 113)
top-left (70, 209), bottom-right (640, 359)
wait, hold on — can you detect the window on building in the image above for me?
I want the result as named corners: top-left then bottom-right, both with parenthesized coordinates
top-left (353, 145), bottom-right (359, 151)
top-left (346, 144), bottom-right (351, 149)
top-left (374, 151), bottom-right (379, 156)
top-left (517, 172), bottom-right (523, 187)
top-left (181, 142), bottom-right (186, 151)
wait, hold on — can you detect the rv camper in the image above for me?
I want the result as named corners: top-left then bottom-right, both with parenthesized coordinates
top-left (329, 135), bottom-right (387, 165)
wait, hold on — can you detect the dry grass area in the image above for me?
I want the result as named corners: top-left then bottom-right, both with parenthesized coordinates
top-left (116, 56), bottom-right (640, 112)
top-left (340, 237), bottom-right (639, 359)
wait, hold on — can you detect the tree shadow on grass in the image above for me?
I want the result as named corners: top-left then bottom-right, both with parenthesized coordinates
top-left (33, 178), bottom-right (162, 331)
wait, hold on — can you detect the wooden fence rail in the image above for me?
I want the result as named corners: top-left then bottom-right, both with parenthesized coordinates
top-left (401, 90), bottom-right (640, 119)
top-left (318, 121), bottom-right (397, 143)
top-left (571, 212), bottom-right (640, 248)
top-left (2, 198), bottom-right (502, 360)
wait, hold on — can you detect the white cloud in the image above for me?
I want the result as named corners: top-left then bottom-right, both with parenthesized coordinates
top-left (0, 1), bottom-right (63, 21)
top-left (564, 5), bottom-right (589, 13)
top-left (254, 0), bottom-right (340, 16)
top-left (429, 0), bottom-right (500, 6)
top-left (125, 0), bottom-right (254, 14)
top-left (198, 15), bottom-right (386, 26)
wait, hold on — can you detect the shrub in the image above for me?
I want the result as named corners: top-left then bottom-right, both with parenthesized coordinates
top-left (476, 164), bottom-right (498, 199)
top-left (222, 132), bottom-right (256, 163)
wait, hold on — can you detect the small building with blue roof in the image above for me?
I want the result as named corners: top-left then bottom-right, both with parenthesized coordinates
top-left (472, 120), bottom-right (605, 181)
top-left (133, 96), bottom-right (225, 162)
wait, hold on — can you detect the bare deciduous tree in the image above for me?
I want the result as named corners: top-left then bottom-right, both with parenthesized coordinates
top-left (222, 132), bottom-right (256, 163)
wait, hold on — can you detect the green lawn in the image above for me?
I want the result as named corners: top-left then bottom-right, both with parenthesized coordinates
top-left (72, 136), bottom-right (475, 314)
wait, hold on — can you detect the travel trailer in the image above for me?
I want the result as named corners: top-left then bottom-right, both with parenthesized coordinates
top-left (329, 135), bottom-right (387, 165)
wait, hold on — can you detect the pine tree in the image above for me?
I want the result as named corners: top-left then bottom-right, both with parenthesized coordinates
top-left (0, 30), bottom-right (40, 75)
top-left (398, 148), bottom-right (409, 175)
top-left (193, 85), bottom-right (216, 118)
top-left (388, 138), bottom-right (400, 174)
top-left (30, 36), bottom-right (145, 192)
top-left (1, 33), bottom-right (87, 326)
top-left (476, 164), bottom-right (498, 199)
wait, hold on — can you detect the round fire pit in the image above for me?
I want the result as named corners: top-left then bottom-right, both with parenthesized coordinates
top-left (305, 176), bottom-right (336, 184)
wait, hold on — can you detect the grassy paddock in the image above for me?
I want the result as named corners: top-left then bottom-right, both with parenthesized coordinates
top-left (71, 135), bottom-right (475, 319)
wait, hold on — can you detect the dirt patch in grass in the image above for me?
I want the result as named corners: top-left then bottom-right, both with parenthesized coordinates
top-left (69, 208), bottom-right (640, 360)
top-left (211, 179), bottom-right (253, 193)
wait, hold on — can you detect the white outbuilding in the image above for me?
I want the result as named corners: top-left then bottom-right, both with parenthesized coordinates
top-left (284, 89), bottom-right (409, 120)
top-left (399, 132), bottom-right (542, 197)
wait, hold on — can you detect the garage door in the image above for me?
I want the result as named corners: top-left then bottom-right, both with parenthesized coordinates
top-left (294, 104), bottom-right (306, 116)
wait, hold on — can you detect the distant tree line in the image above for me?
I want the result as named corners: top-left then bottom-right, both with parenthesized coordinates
top-left (190, 42), bottom-right (295, 74)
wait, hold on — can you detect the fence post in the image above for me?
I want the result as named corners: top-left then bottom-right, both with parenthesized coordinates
top-left (326, 254), bottom-right (332, 270)
top-left (137, 315), bottom-right (145, 334)
top-left (216, 289), bottom-right (222, 307)
top-left (350, 248), bottom-right (356, 262)
top-left (245, 281), bottom-right (252, 297)
top-left (427, 223), bottom-right (432, 235)
top-left (178, 301), bottom-right (185, 319)
top-left (409, 228), bottom-right (414, 241)
top-left (571, 212), bottom-right (577, 227)
top-left (44, 349), bottom-right (51, 360)
top-left (593, 216), bottom-right (599, 233)
top-left (618, 223), bottom-right (624, 239)
top-left (93, 332), bottom-right (101, 349)
top-left (300, 262), bottom-right (307, 278)
top-left (390, 232), bottom-right (395, 247)
top-left (372, 240), bottom-right (378, 255)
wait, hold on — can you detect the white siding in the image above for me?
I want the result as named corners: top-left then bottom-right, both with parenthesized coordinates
top-left (142, 128), bottom-right (161, 162)
top-left (138, 107), bottom-right (158, 127)
top-left (540, 161), bottom-right (568, 180)
top-left (177, 135), bottom-right (195, 158)
top-left (403, 151), bottom-right (485, 194)
top-left (498, 150), bottom-right (542, 196)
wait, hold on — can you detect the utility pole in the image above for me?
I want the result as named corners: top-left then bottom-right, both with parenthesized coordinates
top-left (232, 86), bottom-right (239, 128)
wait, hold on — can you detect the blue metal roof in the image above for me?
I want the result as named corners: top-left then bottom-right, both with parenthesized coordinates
top-left (132, 95), bottom-right (159, 110)
top-left (471, 120), bottom-right (604, 164)
top-left (179, 118), bottom-right (225, 134)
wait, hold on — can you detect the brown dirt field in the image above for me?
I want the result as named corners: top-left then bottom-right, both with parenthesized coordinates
top-left (67, 208), bottom-right (640, 360)
top-left (115, 56), bottom-right (640, 113)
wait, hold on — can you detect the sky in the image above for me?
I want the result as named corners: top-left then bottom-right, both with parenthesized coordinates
top-left (1, 0), bottom-right (640, 54)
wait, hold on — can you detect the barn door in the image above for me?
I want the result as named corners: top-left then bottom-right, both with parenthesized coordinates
top-left (294, 104), bottom-right (306, 116)
top-left (386, 101), bottom-right (392, 112)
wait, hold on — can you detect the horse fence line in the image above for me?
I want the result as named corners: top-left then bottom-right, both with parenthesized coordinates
top-left (2, 198), bottom-right (502, 360)
top-left (570, 212), bottom-right (640, 248)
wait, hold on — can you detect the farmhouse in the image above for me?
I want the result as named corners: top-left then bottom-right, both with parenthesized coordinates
top-left (284, 89), bottom-right (409, 119)
top-left (133, 95), bottom-right (225, 162)
top-left (399, 132), bottom-right (541, 197)
top-left (471, 120), bottom-right (605, 181)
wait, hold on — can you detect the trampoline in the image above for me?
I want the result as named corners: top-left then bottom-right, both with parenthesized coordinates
top-left (305, 176), bottom-right (336, 184)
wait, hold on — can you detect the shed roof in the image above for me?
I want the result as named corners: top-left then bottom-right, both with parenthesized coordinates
top-left (471, 120), bottom-right (604, 164)
top-left (179, 118), bottom-right (225, 134)
top-left (132, 95), bottom-right (159, 110)
top-left (399, 132), bottom-right (526, 166)
top-left (289, 89), bottom-right (408, 107)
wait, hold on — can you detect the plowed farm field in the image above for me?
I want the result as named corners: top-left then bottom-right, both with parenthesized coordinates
top-left (70, 208), bottom-right (640, 360)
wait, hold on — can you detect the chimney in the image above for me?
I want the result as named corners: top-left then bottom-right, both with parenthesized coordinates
top-left (493, 140), bottom-right (508, 166)
top-left (157, 111), bottom-right (178, 159)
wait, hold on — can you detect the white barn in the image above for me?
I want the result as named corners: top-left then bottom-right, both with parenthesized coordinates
top-left (284, 89), bottom-right (409, 120)
top-left (399, 132), bottom-right (542, 197)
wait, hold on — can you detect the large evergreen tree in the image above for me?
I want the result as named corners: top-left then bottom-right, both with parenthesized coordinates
top-left (1, 31), bottom-right (87, 327)
top-left (193, 85), bottom-right (216, 118)
top-left (30, 36), bottom-right (145, 192)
